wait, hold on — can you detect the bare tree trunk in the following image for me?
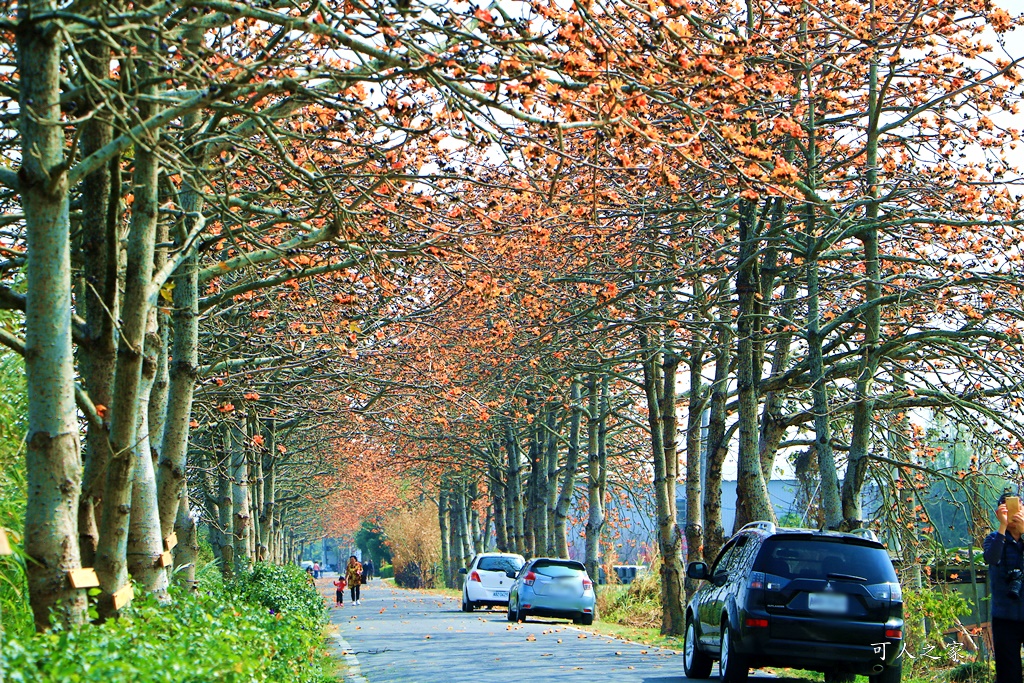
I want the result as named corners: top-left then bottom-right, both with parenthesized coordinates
top-left (526, 415), bottom-right (543, 557)
top-left (18, 0), bottom-right (88, 629)
top-left (758, 281), bottom-right (799, 479)
top-left (450, 491), bottom-right (465, 581)
top-left (584, 375), bottom-right (607, 596)
top-left (641, 327), bottom-right (687, 636)
top-left (126, 316), bottom-right (170, 597)
top-left (459, 485), bottom-right (475, 566)
top-left (489, 458), bottom-right (508, 552)
top-left (734, 203), bottom-right (776, 531)
top-left (218, 428), bottom-right (234, 578)
top-left (172, 482), bottom-right (198, 588)
top-left (684, 346), bottom-right (707, 600)
top-left (842, 33), bottom-right (881, 529)
top-left (439, 482), bottom-right (452, 587)
top-left (545, 409), bottom-right (559, 556)
top-left (95, 64), bottom-right (162, 612)
top-left (259, 427), bottom-right (276, 562)
top-left (703, 286), bottom-right (732, 561)
top-left (554, 380), bottom-right (582, 559)
top-left (505, 422), bottom-right (525, 555)
top-left (232, 424), bottom-right (252, 574)
top-left (77, 33), bottom-right (118, 571)
top-left (155, 155), bottom-right (202, 538)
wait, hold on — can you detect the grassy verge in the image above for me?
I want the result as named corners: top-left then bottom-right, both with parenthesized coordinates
top-left (2, 563), bottom-right (336, 682)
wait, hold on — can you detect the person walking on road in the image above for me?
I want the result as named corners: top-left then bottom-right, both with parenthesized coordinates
top-left (346, 555), bottom-right (364, 605)
top-left (363, 557), bottom-right (375, 582)
top-left (313, 561), bottom-right (321, 579)
top-left (333, 576), bottom-right (347, 606)
top-left (985, 491), bottom-right (1024, 683)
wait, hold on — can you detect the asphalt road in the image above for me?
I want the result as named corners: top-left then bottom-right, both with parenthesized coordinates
top-left (319, 576), bottom-right (791, 683)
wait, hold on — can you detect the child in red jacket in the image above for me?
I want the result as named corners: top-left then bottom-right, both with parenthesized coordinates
top-left (333, 577), bottom-right (347, 606)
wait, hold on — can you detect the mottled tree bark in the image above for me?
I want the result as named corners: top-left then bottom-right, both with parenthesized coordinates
top-left (18, 0), bottom-right (89, 629)
top-left (684, 345), bottom-right (707, 600)
top-left (126, 317), bottom-right (170, 597)
top-left (584, 375), bottom-right (608, 597)
top-left (95, 63), bottom-right (161, 612)
top-left (77, 31), bottom-right (118, 570)
top-left (703, 285), bottom-right (733, 561)
top-left (554, 380), bottom-right (582, 559)
top-left (734, 203), bottom-right (776, 531)
top-left (232, 424), bottom-right (252, 574)
top-left (439, 482), bottom-right (452, 587)
top-left (505, 422), bottom-right (525, 555)
top-left (641, 327), bottom-right (687, 636)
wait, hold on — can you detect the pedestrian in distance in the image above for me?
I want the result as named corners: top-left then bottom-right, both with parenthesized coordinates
top-left (313, 561), bottom-right (321, 579)
top-left (363, 557), bottom-right (375, 582)
top-left (346, 555), bottom-right (364, 605)
top-left (333, 576), bottom-right (347, 606)
top-left (304, 566), bottom-right (316, 587)
top-left (984, 491), bottom-right (1024, 683)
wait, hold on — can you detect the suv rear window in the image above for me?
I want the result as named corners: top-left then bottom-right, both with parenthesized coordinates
top-left (753, 538), bottom-right (897, 583)
top-left (533, 560), bottom-right (586, 578)
top-left (478, 556), bottom-right (523, 573)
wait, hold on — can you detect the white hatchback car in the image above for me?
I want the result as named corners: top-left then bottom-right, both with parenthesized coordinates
top-left (460, 553), bottom-right (525, 611)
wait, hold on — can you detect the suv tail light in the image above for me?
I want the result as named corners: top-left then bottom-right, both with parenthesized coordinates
top-left (523, 571), bottom-right (536, 586)
top-left (582, 578), bottom-right (593, 592)
top-left (745, 618), bottom-right (769, 628)
top-left (469, 570), bottom-right (482, 583)
top-left (885, 629), bottom-right (902, 639)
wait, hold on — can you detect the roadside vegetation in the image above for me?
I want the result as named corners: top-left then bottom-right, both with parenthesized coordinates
top-left (2, 562), bottom-right (333, 682)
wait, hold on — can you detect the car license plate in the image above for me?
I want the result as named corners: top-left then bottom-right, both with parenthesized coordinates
top-left (493, 591), bottom-right (508, 598)
top-left (808, 592), bottom-right (847, 613)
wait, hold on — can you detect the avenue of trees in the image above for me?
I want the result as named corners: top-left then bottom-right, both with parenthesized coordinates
top-left (1, 0), bottom-right (1023, 645)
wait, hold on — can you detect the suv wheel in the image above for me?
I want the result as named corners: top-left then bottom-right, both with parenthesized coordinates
top-left (683, 618), bottom-right (713, 678)
top-left (506, 599), bottom-right (517, 622)
top-left (719, 625), bottom-right (748, 683)
top-left (870, 661), bottom-right (902, 683)
top-left (461, 594), bottom-right (472, 612)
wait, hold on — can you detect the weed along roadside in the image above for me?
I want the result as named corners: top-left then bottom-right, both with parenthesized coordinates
top-left (1, 562), bottom-right (336, 682)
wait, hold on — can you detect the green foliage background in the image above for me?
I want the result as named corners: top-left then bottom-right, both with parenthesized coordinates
top-left (0, 335), bottom-right (32, 639)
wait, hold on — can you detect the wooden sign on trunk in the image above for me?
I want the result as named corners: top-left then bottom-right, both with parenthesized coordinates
top-left (69, 568), bottom-right (100, 589)
top-left (164, 533), bottom-right (178, 551)
top-left (0, 527), bottom-right (11, 555)
top-left (157, 551), bottom-right (173, 568)
top-left (112, 583), bottom-right (135, 611)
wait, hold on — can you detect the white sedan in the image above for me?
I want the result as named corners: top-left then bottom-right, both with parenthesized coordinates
top-left (460, 553), bottom-right (525, 611)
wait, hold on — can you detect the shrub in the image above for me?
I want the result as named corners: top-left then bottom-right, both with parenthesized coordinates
top-left (949, 660), bottom-right (993, 683)
top-left (598, 560), bottom-right (662, 628)
top-left (383, 504), bottom-right (440, 588)
top-left (1, 564), bottom-right (333, 682)
top-left (229, 562), bottom-right (325, 626)
top-left (395, 561), bottom-right (423, 588)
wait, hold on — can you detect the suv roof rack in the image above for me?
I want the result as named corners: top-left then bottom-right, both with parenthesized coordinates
top-left (740, 521), bottom-right (777, 534)
top-left (847, 527), bottom-right (879, 542)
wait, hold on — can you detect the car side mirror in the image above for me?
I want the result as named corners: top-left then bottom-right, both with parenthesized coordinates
top-left (712, 570), bottom-right (729, 587)
top-left (506, 570), bottom-right (517, 580)
top-left (687, 562), bottom-right (709, 580)
top-left (458, 568), bottom-right (467, 575)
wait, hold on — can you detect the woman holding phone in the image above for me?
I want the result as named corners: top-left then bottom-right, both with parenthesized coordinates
top-left (984, 491), bottom-right (1024, 683)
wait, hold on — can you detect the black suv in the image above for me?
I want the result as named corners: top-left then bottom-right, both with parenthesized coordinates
top-left (684, 522), bottom-right (903, 683)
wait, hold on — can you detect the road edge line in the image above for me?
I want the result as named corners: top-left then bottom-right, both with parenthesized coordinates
top-left (335, 630), bottom-right (370, 683)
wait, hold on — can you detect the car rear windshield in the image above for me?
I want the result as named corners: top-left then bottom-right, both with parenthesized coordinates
top-left (753, 538), bottom-right (897, 584)
top-left (478, 556), bottom-right (523, 573)
top-left (533, 560), bottom-right (586, 578)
